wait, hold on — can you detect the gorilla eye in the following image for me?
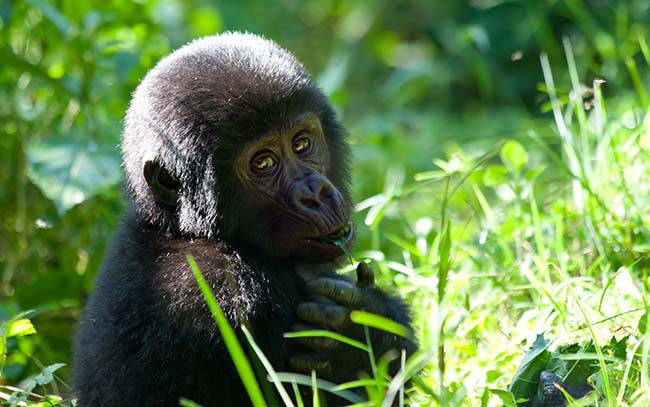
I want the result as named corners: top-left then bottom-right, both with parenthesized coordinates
top-left (292, 134), bottom-right (311, 154)
top-left (250, 152), bottom-right (276, 174)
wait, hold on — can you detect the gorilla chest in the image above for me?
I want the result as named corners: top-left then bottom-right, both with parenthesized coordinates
top-left (157, 255), bottom-right (306, 361)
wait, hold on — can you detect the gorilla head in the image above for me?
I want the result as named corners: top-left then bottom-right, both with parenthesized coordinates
top-left (121, 33), bottom-right (353, 262)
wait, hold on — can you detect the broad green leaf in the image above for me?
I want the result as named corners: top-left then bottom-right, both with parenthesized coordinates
top-left (26, 138), bottom-right (121, 215)
top-left (508, 333), bottom-right (551, 403)
top-left (6, 318), bottom-right (36, 337)
top-left (500, 140), bottom-right (528, 172)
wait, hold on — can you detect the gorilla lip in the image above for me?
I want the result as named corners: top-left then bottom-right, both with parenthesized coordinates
top-left (316, 221), bottom-right (353, 245)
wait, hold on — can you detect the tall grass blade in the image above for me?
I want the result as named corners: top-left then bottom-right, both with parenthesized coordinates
top-left (350, 310), bottom-right (410, 338)
top-left (241, 325), bottom-right (295, 407)
top-left (186, 254), bottom-right (268, 407)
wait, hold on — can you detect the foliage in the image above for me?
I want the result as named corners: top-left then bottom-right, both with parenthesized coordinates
top-left (2, 0), bottom-right (650, 406)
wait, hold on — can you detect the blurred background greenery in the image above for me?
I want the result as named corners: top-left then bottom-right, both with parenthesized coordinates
top-left (2, 0), bottom-right (650, 404)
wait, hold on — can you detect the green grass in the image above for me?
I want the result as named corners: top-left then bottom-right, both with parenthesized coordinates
top-left (3, 33), bottom-right (650, 407)
top-left (354, 38), bottom-right (650, 406)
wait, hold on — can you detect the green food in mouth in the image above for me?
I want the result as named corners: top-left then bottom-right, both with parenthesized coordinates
top-left (319, 223), bottom-right (352, 243)
top-left (317, 222), bottom-right (354, 264)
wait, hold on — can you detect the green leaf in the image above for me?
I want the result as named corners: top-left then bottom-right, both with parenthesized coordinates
top-left (349, 310), bottom-right (410, 338)
top-left (26, 138), bottom-right (121, 215)
top-left (6, 318), bottom-right (36, 337)
top-left (500, 140), bottom-right (528, 172)
top-left (284, 329), bottom-right (368, 351)
top-left (187, 254), bottom-right (268, 407)
top-left (241, 325), bottom-right (290, 407)
top-left (272, 373), bottom-right (365, 404)
top-left (488, 389), bottom-right (520, 407)
top-left (0, 334), bottom-right (5, 367)
top-left (508, 333), bottom-right (551, 403)
top-left (437, 220), bottom-right (451, 301)
top-left (483, 164), bottom-right (508, 187)
top-left (179, 399), bottom-right (205, 407)
top-left (639, 311), bottom-right (649, 335)
top-left (34, 363), bottom-right (65, 386)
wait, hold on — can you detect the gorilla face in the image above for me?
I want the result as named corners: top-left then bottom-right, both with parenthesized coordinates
top-left (122, 33), bottom-right (354, 263)
top-left (232, 112), bottom-right (353, 262)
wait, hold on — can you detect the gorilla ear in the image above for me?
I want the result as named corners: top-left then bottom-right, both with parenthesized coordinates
top-left (143, 160), bottom-right (180, 208)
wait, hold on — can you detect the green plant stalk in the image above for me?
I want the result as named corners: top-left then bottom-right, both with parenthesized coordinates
top-left (186, 254), bottom-right (268, 407)
top-left (291, 381), bottom-right (304, 407)
top-left (437, 175), bottom-right (452, 391)
top-left (242, 325), bottom-right (294, 407)
top-left (381, 349), bottom-right (407, 407)
top-left (284, 329), bottom-right (368, 351)
top-left (562, 38), bottom-right (588, 159)
top-left (311, 371), bottom-right (320, 407)
top-left (179, 398), bottom-right (204, 407)
top-left (271, 373), bottom-right (365, 404)
top-left (363, 325), bottom-right (382, 396)
top-left (638, 34), bottom-right (650, 66)
top-left (616, 338), bottom-right (645, 405)
top-left (625, 57), bottom-right (649, 107)
top-left (529, 185), bottom-right (547, 266)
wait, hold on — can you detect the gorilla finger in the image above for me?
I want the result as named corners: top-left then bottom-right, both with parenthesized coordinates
top-left (297, 302), bottom-right (348, 328)
top-left (294, 335), bottom-right (340, 351)
top-left (288, 323), bottom-right (340, 349)
top-left (307, 278), bottom-right (362, 305)
top-left (312, 295), bottom-right (338, 305)
top-left (289, 323), bottom-right (321, 333)
top-left (356, 261), bottom-right (375, 288)
top-left (289, 323), bottom-right (338, 336)
top-left (289, 353), bottom-right (331, 374)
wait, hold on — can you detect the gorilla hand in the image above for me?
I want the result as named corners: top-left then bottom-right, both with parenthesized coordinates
top-left (289, 262), bottom-right (406, 379)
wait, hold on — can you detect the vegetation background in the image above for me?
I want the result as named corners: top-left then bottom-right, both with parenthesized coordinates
top-left (1, 0), bottom-right (650, 405)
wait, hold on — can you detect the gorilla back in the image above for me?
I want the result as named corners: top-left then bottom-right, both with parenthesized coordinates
top-left (74, 33), bottom-right (415, 406)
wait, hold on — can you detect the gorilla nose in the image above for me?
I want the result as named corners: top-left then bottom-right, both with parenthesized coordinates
top-left (292, 175), bottom-right (337, 212)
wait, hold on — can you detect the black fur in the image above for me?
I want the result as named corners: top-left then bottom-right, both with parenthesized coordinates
top-left (73, 33), bottom-right (414, 407)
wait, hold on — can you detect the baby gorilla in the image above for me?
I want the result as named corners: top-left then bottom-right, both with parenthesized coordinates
top-left (73, 32), bottom-right (416, 407)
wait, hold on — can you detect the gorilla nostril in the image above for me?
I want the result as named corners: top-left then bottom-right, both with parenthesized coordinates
top-left (299, 197), bottom-right (321, 209)
top-left (320, 185), bottom-right (334, 200)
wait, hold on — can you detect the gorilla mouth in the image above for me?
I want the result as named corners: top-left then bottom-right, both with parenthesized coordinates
top-left (317, 221), bottom-right (353, 245)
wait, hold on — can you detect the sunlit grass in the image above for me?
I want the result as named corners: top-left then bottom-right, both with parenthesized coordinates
top-left (352, 38), bottom-right (650, 406)
top-left (3, 28), bottom-right (650, 407)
